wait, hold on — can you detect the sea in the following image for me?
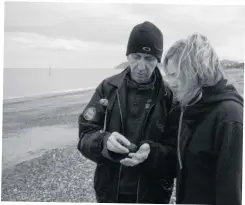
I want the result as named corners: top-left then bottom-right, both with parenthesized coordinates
top-left (3, 68), bottom-right (121, 99)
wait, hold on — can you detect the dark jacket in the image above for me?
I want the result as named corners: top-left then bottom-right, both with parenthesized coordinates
top-left (175, 79), bottom-right (243, 205)
top-left (78, 67), bottom-right (177, 203)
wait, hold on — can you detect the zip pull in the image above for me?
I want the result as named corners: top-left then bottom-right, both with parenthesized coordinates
top-left (177, 107), bottom-right (185, 170)
top-left (116, 90), bottom-right (125, 134)
top-left (102, 108), bottom-right (108, 133)
top-left (99, 98), bottom-right (109, 133)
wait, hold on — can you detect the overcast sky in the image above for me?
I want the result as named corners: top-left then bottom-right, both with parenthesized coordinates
top-left (4, 2), bottom-right (245, 69)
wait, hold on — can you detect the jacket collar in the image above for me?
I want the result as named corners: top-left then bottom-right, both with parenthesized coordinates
top-left (108, 66), bottom-right (168, 99)
top-left (126, 71), bottom-right (156, 90)
top-left (108, 67), bottom-right (130, 89)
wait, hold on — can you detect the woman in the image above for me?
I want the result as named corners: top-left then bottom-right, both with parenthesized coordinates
top-left (163, 33), bottom-right (243, 205)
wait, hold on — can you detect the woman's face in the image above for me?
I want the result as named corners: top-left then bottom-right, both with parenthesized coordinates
top-left (164, 59), bottom-right (182, 94)
top-left (165, 58), bottom-right (199, 105)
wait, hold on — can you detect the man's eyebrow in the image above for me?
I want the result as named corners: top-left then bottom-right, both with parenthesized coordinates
top-left (133, 53), bottom-right (140, 56)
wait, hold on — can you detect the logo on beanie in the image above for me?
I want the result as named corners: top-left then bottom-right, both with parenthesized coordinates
top-left (142, 47), bottom-right (151, 52)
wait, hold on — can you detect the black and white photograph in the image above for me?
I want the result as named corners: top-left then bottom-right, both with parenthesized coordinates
top-left (1, 1), bottom-right (245, 204)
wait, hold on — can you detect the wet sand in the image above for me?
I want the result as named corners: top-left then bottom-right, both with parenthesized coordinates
top-left (2, 89), bottom-right (95, 170)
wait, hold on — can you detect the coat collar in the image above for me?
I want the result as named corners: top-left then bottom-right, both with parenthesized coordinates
top-left (108, 67), bottom-right (130, 89)
top-left (108, 66), bottom-right (168, 99)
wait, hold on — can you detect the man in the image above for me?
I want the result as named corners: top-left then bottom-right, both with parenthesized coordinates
top-left (78, 21), bottom-right (177, 203)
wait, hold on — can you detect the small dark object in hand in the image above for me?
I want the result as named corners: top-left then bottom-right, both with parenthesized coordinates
top-left (126, 143), bottom-right (138, 152)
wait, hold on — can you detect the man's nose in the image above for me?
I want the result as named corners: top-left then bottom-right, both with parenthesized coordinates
top-left (137, 58), bottom-right (146, 70)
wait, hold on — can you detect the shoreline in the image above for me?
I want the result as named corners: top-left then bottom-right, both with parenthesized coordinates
top-left (3, 87), bottom-right (96, 104)
top-left (3, 67), bottom-right (243, 104)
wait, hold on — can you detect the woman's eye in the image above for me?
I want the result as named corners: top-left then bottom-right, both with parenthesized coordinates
top-left (168, 73), bottom-right (176, 78)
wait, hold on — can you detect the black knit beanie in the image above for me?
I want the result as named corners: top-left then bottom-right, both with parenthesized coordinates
top-left (126, 21), bottom-right (163, 62)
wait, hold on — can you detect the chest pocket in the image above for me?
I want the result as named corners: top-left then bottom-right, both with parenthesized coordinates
top-left (145, 102), bottom-right (168, 141)
top-left (181, 116), bottom-right (217, 175)
top-left (103, 89), bottom-right (123, 133)
top-left (187, 119), bottom-right (217, 169)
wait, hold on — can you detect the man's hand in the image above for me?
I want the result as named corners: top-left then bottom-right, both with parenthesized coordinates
top-left (107, 132), bottom-right (131, 154)
top-left (120, 143), bottom-right (150, 167)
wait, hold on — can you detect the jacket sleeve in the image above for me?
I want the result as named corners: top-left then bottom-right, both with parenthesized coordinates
top-left (77, 81), bottom-right (114, 163)
top-left (140, 89), bottom-right (179, 179)
top-left (215, 121), bottom-right (243, 205)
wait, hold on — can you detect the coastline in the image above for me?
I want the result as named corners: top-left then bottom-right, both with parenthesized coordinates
top-left (3, 87), bottom-right (96, 104)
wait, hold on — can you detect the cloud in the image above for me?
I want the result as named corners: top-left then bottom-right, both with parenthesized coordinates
top-left (5, 3), bottom-right (245, 51)
top-left (5, 32), bottom-right (125, 52)
top-left (4, 2), bottom-right (147, 45)
top-left (4, 31), bottom-right (127, 69)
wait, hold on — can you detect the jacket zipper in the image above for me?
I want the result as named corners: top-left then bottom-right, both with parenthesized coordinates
top-left (116, 90), bottom-right (150, 203)
top-left (116, 90), bottom-right (125, 134)
top-left (116, 164), bottom-right (123, 202)
top-left (116, 90), bottom-right (124, 202)
top-left (134, 104), bottom-right (154, 202)
top-left (136, 177), bottom-right (140, 203)
top-left (176, 93), bottom-right (203, 202)
top-left (102, 107), bottom-right (108, 133)
top-left (177, 107), bottom-right (184, 170)
top-left (177, 91), bottom-right (203, 170)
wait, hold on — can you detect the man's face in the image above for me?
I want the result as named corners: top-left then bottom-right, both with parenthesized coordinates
top-left (127, 53), bottom-right (158, 83)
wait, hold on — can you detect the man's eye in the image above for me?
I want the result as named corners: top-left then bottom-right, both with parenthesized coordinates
top-left (132, 54), bottom-right (141, 60)
top-left (145, 57), bottom-right (155, 61)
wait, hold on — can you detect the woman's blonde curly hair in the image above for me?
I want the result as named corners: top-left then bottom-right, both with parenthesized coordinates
top-left (163, 33), bottom-right (226, 106)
